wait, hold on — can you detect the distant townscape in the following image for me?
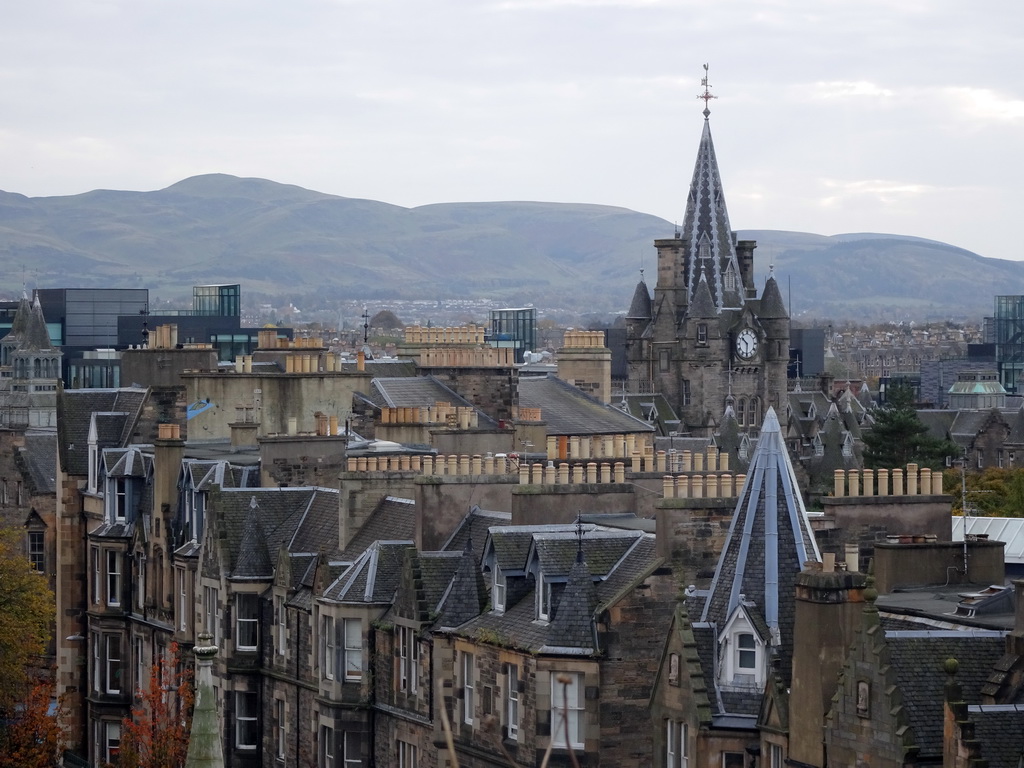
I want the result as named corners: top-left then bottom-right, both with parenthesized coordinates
top-left (2, 107), bottom-right (1024, 768)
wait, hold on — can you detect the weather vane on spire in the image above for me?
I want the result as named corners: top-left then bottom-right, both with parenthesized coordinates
top-left (698, 63), bottom-right (716, 118)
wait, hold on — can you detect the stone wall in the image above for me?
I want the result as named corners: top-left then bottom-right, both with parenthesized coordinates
top-left (425, 366), bottom-right (518, 424)
top-left (183, 370), bottom-right (373, 440)
top-left (873, 539), bottom-right (1005, 593)
top-left (655, 499), bottom-right (736, 589)
top-left (415, 475), bottom-right (518, 550)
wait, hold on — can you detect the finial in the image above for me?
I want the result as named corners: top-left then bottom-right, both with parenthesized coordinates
top-left (575, 513), bottom-right (584, 563)
top-left (698, 63), bottom-right (717, 118)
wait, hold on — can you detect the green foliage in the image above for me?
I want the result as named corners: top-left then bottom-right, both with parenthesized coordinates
top-left (863, 382), bottom-right (959, 469)
top-left (945, 467), bottom-right (1024, 517)
top-left (0, 527), bottom-right (54, 714)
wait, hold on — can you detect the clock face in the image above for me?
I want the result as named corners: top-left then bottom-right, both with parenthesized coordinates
top-left (736, 328), bottom-right (758, 359)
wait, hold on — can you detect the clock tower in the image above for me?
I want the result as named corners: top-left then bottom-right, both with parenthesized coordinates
top-left (625, 70), bottom-right (790, 437)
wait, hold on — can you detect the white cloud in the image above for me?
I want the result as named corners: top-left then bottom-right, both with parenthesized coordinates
top-left (810, 81), bottom-right (895, 100)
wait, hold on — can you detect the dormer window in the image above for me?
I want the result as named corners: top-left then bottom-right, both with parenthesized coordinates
top-left (492, 566), bottom-right (506, 614)
top-left (724, 265), bottom-right (736, 292)
top-left (718, 609), bottom-right (765, 688)
top-left (88, 443), bottom-right (99, 494)
top-left (813, 436), bottom-right (824, 457)
top-left (697, 324), bottom-right (708, 346)
top-left (842, 434), bottom-right (854, 458)
top-left (112, 478), bottom-right (128, 521)
top-left (536, 572), bottom-right (552, 622)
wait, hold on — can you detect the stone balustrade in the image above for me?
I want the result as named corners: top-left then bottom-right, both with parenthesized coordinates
top-left (832, 463), bottom-right (945, 498)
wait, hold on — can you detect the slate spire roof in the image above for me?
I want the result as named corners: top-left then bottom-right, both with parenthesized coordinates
top-left (23, 295), bottom-right (54, 351)
top-left (700, 406), bottom-right (820, 640)
top-left (627, 278), bottom-right (653, 321)
top-left (233, 496), bottom-right (273, 579)
top-left (759, 271), bottom-right (788, 319)
top-left (688, 271), bottom-right (718, 319)
top-left (545, 550), bottom-right (598, 652)
top-left (681, 116), bottom-right (743, 311)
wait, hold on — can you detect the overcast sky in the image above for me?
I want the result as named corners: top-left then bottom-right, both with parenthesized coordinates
top-left (3, 1), bottom-right (1023, 261)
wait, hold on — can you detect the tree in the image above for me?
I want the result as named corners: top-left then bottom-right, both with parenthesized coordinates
top-left (369, 310), bottom-right (402, 329)
top-left (0, 678), bottom-right (68, 768)
top-left (863, 382), bottom-right (958, 469)
top-left (0, 527), bottom-right (54, 714)
top-left (115, 642), bottom-right (195, 768)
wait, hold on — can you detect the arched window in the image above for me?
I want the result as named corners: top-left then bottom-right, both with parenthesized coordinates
top-left (737, 398), bottom-right (746, 426)
top-left (750, 398), bottom-right (759, 426)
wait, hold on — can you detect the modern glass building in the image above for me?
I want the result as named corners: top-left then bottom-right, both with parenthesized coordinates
top-left (489, 307), bottom-right (537, 364)
top-left (994, 295), bottom-right (1024, 393)
top-left (192, 284), bottom-right (241, 317)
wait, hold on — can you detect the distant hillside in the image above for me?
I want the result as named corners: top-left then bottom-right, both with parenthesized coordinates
top-left (0, 174), bottom-right (1019, 320)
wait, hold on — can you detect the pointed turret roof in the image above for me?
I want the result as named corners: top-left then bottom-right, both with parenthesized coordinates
top-left (2, 294), bottom-right (31, 348)
top-left (700, 407), bottom-right (819, 639)
top-left (233, 497), bottom-right (273, 579)
top-left (688, 272), bottom-right (718, 319)
top-left (759, 272), bottom-right (788, 319)
top-left (545, 551), bottom-right (598, 652)
top-left (680, 117), bottom-right (743, 311)
top-left (626, 279), bottom-right (653, 321)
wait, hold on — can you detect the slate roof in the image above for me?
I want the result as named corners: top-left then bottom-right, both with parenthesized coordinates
top-left (104, 446), bottom-right (151, 478)
top-left (434, 545), bottom-right (487, 630)
top-left (57, 388), bottom-right (148, 477)
top-left (341, 496), bottom-right (417, 561)
top-left (234, 499), bottom-right (273, 579)
top-left (968, 707), bottom-right (1024, 768)
top-left (886, 630), bottom-right (1006, 758)
top-left (758, 274), bottom-right (787, 319)
top-left (323, 540), bottom-right (411, 604)
top-left (626, 280), bottom-right (653, 321)
top-left (19, 296), bottom-right (55, 351)
top-left (364, 376), bottom-right (498, 428)
top-left (18, 432), bottom-right (57, 494)
top-left (699, 407), bottom-right (819, 713)
top-left (543, 555), bottom-right (598, 653)
top-left (212, 487), bottom-right (339, 579)
top-left (616, 393), bottom-right (679, 436)
top-left (687, 273), bottom-right (718, 318)
top-left (517, 374), bottom-right (655, 436)
top-left (458, 524), bottom-right (661, 654)
top-left (441, 506), bottom-right (511, 562)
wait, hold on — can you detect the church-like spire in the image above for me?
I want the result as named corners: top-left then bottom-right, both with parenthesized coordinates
top-left (681, 68), bottom-right (742, 312)
top-left (700, 407), bottom-right (820, 634)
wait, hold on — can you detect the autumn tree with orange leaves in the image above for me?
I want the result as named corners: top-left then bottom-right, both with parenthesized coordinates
top-left (113, 642), bottom-right (195, 768)
top-left (0, 678), bottom-right (68, 768)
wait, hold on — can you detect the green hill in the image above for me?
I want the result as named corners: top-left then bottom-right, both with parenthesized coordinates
top-left (0, 174), bottom-right (1018, 320)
